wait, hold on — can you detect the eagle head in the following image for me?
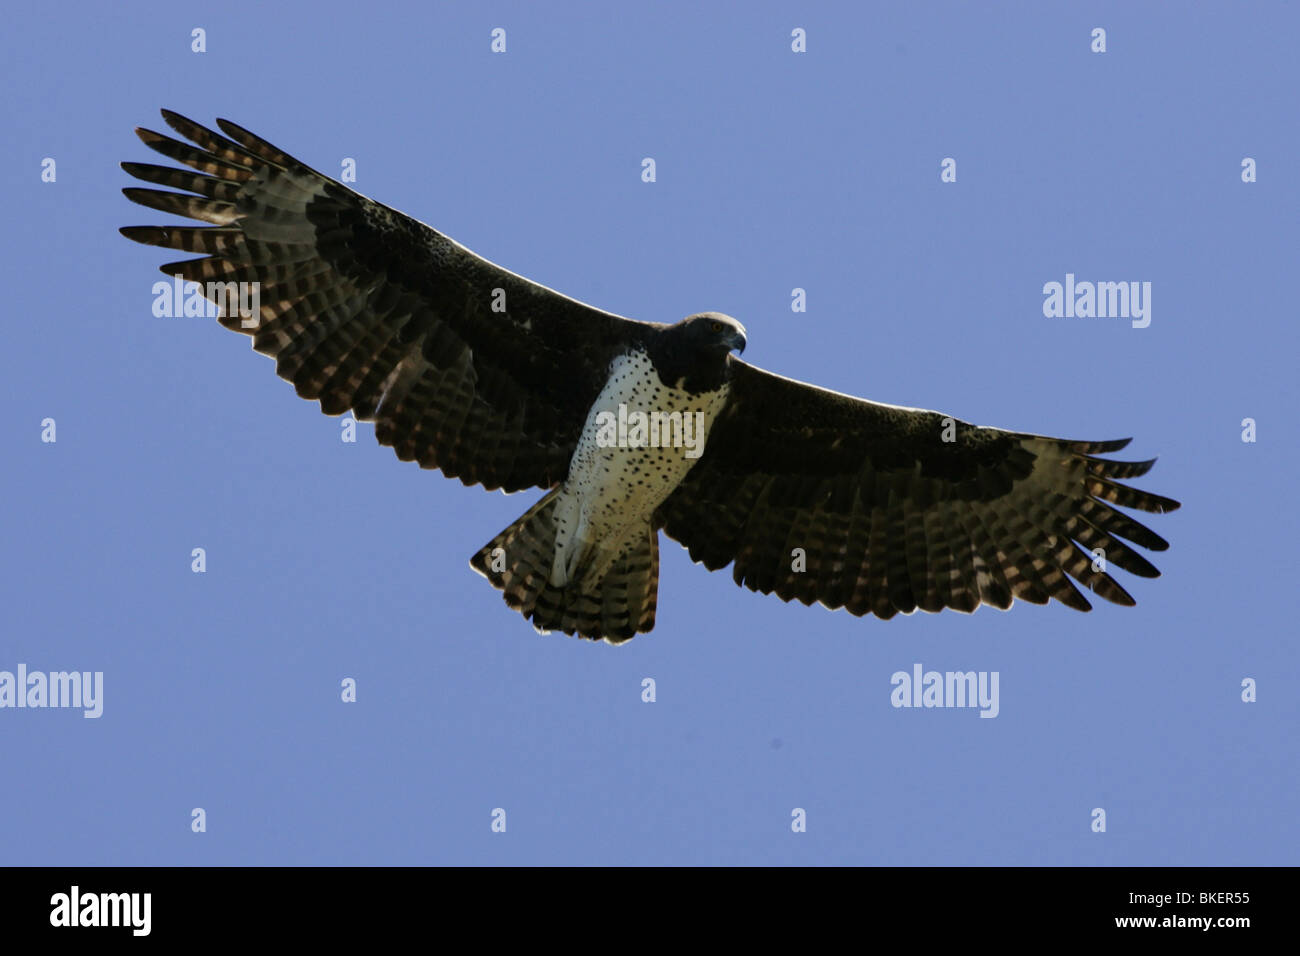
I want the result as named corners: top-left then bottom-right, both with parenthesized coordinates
top-left (679, 312), bottom-right (747, 355)
top-left (648, 313), bottom-right (748, 394)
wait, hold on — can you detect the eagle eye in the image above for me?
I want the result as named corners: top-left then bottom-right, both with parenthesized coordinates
top-left (710, 321), bottom-right (724, 332)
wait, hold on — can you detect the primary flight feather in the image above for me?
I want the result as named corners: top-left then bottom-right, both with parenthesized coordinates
top-left (121, 111), bottom-right (1180, 643)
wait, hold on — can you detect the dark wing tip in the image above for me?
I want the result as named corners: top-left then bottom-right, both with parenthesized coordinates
top-left (1132, 492), bottom-right (1180, 523)
top-left (1083, 436), bottom-right (1133, 454)
top-left (214, 117), bottom-right (254, 141)
top-left (159, 109), bottom-right (202, 141)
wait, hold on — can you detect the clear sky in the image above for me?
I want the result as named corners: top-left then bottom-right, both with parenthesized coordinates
top-left (2, 1), bottom-right (1296, 865)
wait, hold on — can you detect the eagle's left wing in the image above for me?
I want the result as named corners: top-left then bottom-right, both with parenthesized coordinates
top-left (655, 359), bottom-right (1180, 618)
top-left (121, 111), bottom-right (658, 493)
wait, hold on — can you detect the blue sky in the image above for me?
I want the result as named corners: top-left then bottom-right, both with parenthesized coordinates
top-left (2, 1), bottom-right (1296, 865)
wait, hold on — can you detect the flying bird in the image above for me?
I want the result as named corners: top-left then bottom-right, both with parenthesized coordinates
top-left (121, 111), bottom-right (1180, 643)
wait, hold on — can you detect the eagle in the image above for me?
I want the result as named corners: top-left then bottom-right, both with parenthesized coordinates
top-left (121, 111), bottom-right (1180, 643)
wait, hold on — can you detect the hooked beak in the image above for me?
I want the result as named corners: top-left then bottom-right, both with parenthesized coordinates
top-left (727, 326), bottom-right (747, 354)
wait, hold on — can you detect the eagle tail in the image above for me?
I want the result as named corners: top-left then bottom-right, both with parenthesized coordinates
top-left (469, 493), bottom-right (659, 643)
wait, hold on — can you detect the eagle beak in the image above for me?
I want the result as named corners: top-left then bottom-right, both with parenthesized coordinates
top-left (728, 327), bottom-right (747, 354)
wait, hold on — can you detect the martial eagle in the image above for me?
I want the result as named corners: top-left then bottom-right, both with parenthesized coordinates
top-left (121, 111), bottom-right (1180, 643)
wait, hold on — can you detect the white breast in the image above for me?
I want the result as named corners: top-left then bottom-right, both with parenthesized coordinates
top-left (550, 350), bottom-right (730, 585)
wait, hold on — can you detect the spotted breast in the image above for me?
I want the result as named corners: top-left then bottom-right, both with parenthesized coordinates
top-left (550, 349), bottom-right (731, 586)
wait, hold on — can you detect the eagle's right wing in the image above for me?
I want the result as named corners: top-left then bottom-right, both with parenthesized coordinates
top-left (656, 359), bottom-right (1180, 618)
top-left (122, 110), bottom-right (655, 492)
